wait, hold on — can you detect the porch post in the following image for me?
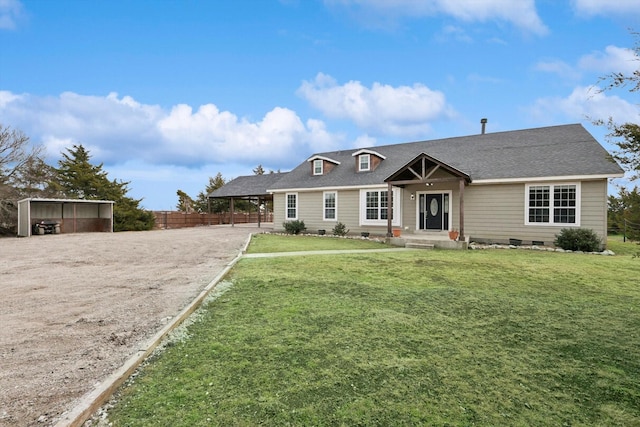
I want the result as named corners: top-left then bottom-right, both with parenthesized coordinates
top-left (459, 179), bottom-right (465, 241)
top-left (387, 182), bottom-right (393, 237)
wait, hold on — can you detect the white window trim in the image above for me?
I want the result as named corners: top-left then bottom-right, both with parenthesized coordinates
top-left (415, 190), bottom-right (453, 231)
top-left (323, 191), bottom-right (337, 221)
top-left (359, 188), bottom-right (401, 226)
top-left (313, 159), bottom-right (323, 176)
top-left (524, 182), bottom-right (581, 226)
top-left (285, 192), bottom-right (298, 220)
top-left (359, 154), bottom-right (371, 172)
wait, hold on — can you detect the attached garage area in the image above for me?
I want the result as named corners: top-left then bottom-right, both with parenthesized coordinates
top-left (17, 198), bottom-right (114, 237)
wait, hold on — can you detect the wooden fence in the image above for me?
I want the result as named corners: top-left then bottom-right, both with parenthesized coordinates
top-left (152, 211), bottom-right (273, 230)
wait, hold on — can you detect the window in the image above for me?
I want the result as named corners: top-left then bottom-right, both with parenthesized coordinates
top-left (286, 193), bottom-right (298, 220)
top-left (360, 188), bottom-right (400, 226)
top-left (554, 185), bottom-right (576, 223)
top-left (313, 159), bottom-right (323, 175)
top-left (526, 183), bottom-right (579, 225)
top-left (323, 192), bottom-right (337, 221)
top-left (359, 154), bottom-right (370, 171)
top-left (366, 190), bottom-right (387, 220)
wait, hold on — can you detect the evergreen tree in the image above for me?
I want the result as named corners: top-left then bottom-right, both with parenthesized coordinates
top-left (609, 187), bottom-right (640, 241)
top-left (53, 144), bottom-right (154, 231)
top-left (176, 189), bottom-right (195, 212)
top-left (253, 164), bottom-right (265, 175)
top-left (194, 172), bottom-right (228, 214)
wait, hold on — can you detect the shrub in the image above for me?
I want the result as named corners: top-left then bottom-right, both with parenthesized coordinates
top-left (283, 220), bottom-right (306, 235)
top-left (332, 222), bottom-right (349, 236)
top-left (554, 228), bottom-right (602, 252)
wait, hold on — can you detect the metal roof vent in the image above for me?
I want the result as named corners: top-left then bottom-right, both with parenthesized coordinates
top-left (481, 118), bottom-right (488, 134)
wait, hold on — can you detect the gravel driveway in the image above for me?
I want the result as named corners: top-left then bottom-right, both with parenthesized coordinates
top-left (0, 225), bottom-right (266, 427)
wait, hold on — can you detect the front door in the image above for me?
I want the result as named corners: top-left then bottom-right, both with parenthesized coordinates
top-left (419, 193), bottom-right (449, 231)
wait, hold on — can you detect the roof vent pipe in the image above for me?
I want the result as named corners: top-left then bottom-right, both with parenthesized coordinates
top-left (480, 118), bottom-right (488, 134)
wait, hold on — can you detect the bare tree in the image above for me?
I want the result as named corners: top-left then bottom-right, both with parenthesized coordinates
top-left (0, 124), bottom-right (47, 234)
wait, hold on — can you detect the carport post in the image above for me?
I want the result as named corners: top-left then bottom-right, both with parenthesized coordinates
top-left (230, 197), bottom-right (235, 227)
top-left (257, 197), bottom-right (261, 228)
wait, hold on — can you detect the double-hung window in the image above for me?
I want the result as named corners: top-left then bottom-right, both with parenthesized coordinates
top-left (323, 191), bottom-right (337, 221)
top-left (360, 188), bottom-right (400, 226)
top-left (526, 183), bottom-right (579, 225)
top-left (313, 159), bottom-right (323, 175)
top-left (359, 154), bottom-right (370, 172)
top-left (286, 193), bottom-right (298, 220)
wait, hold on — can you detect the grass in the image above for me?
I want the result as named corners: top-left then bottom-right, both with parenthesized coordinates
top-left (107, 236), bottom-right (640, 426)
top-left (245, 232), bottom-right (391, 253)
top-left (607, 233), bottom-right (640, 257)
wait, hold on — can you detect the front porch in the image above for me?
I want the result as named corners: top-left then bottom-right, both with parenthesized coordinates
top-left (385, 152), bottom-right (471, 248)
top-left (387, 230), bottom-right (468, 250)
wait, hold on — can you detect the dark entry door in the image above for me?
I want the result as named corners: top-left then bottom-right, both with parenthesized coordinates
top-left (426, 194), bottom-right (443, 230)
top-left (419, 194), bottom-right (449, 231)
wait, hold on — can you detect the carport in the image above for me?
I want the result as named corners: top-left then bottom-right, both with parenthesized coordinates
top-left (208, 173), bottom-right (285, 227)
top-left (17, 198), bottom-right (114, 237)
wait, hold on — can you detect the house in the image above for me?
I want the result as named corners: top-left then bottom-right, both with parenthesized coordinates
top-left (211, 124), bottom-right (624, 247)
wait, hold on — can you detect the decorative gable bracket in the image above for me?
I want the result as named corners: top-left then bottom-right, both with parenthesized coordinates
top-left (384, 152), bottom-right (471, 241)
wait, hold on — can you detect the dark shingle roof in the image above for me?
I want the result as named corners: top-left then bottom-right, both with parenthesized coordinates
top-left (268, 124), bottom-right (623, 191)
top-left (208, 173), bottom-right (288, 198)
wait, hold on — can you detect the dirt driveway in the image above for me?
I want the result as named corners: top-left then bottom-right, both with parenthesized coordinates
top-left (0, 225), bottom-right (267, 427)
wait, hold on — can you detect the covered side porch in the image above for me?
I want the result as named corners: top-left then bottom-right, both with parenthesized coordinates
top-left (385, 153), bottom-right (471, 249)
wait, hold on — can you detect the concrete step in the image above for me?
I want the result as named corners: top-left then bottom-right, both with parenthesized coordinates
top-left (405, 242), bottom-right (435, 250)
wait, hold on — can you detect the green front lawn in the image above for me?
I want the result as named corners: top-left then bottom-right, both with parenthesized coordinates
top-left (245, 232), bottom-right (391, 253)
top-left (107, 236), bottom-right (640, 426)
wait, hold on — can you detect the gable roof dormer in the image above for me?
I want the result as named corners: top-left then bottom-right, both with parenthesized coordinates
top-left (352, 149), bottom-right (386, 172)
top-left (307, 155), bottom-right (340, 176)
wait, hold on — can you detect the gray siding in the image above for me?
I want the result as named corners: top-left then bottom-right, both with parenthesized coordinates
top-left (274, 189), bottom-right (392, 236)
top-left (274, 179), bottom-right (610, 244)
top-left (464, 179), bottom-right (609, 245)
top-left (579, 180), bottom-right (608, 239)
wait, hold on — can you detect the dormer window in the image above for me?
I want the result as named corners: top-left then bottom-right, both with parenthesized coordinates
top-left (359, 154), bottom-right (370, 171)
top-left (307, 155), bottom-right (340, 176)
top-left (353, 149), bottom-right (385, 172)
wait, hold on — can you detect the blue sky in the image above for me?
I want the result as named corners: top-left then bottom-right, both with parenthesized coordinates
top-left (1, 0), bottom-right (639, 210)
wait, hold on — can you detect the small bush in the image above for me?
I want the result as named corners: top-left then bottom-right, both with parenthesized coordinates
top-left (283, 220), bottom-right (306, 235)
top-left (554, 228), bottom-right (602, 252)
top-left (332, 222), bottom-right (349, 236)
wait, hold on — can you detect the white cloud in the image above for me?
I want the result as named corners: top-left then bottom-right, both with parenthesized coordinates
top-left (0, 0), bottom-right (24, 30)
top-left (571, 0), bottom-right (640, 16)
top-left (0, 90), bottom-right (339, 169)
top-left (529, 85), bottom-right (640, 124)
top-left (297, 73), bottom-right (455, 137)
top-left (354, 134), bottom-right (377, 148)
top-left (578, 45), bottom-right (638, 75)
top-left (436, 25), bottom-right (473, 43)
top-left (534, 60), bottom-right (582, 81)
top-left (325, 0), bottom-right (547, 35)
